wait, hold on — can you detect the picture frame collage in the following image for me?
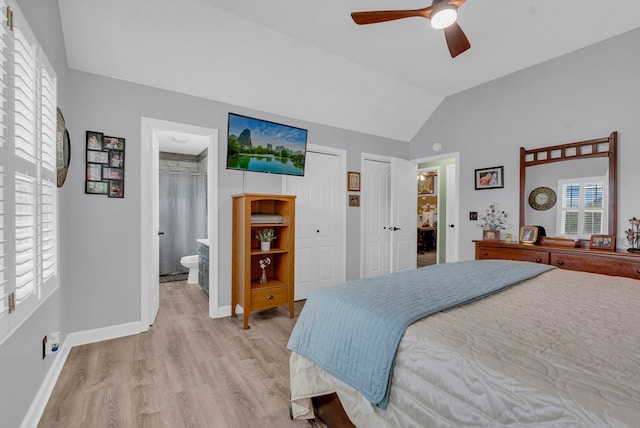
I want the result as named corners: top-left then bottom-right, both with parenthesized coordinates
top-left (85, 131), bottom-right (125, 198)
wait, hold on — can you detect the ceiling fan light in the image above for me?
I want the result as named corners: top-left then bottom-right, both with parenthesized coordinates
top-left (431, 6), bottom-right (457, 29)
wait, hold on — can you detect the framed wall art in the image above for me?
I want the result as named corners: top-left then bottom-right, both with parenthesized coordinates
top-left (475, 166), bottom-right (504, 190)
top-left (85, 131), bottom-right (125, 198)
top-left (348, 171), bottom-right (360, 192)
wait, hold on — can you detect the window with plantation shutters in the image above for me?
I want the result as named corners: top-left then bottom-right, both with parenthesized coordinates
top-left (0, 0), bottom-right (58, 342)
top-left (557, 177), bottom-right (606, 239)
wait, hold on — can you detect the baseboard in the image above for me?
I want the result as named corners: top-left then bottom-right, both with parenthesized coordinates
top-left (216, 304), bottom-right (243, 318)
top-left (21, 321), bottom-right (144, 428)
top-left (20, 341), bottom-right (71, 428)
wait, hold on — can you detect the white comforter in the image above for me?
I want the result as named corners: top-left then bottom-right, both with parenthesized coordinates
top-left (290, 268), bottom-right (640, 427)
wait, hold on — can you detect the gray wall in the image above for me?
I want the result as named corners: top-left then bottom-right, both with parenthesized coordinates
top-left (410, 27), bottom-right (640, 261)
top-left (62, 70), bottom-right (407, 334)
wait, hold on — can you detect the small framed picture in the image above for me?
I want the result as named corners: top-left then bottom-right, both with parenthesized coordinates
top-left (418, 174), bottom-right (435, 194)
top-left (86, 181), bottom-right (108, 195)
top-left (482, 229), bottom-right (500, 241)
top-left (86, 163), bottom-right (102, 181)
top-left (348, 171), bottom-right (360, 192)
top-left (590, 234), bottom-right (615, 250)
top-left (86, 131), bottom-right (103, 150)
top-left (103, 167), bottom-right (124, 180)
top-left (520, 225), bottom-right (539, 244)
top-left (475, 166), bottom-right (504, 190)
top-left (109, 151), bottom-right (124, 167)
top-left (108, 180), bottom-right (124, 198)
top-left (87, 150), bottom-right (108, 164)
top-left (348, 194), bottom-right (360, 207)
top-left (103, 136), bottom-right (125, 151)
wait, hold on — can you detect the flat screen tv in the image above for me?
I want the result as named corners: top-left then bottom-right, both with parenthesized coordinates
top-left (226, 113), bottom-right (308, 177)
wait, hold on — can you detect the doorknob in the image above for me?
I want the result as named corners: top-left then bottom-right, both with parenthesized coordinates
top-left (158, 231), bottom-right (165, 236)
top-left (392, 226), bottom-right (401, 231)
top-left (449, 224), bottom-right (455, 228)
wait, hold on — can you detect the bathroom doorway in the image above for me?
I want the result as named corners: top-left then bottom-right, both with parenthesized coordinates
top-left (157, 149), bottom-right (208, 281)
top-left (140, 118), bottom-right (219, 328)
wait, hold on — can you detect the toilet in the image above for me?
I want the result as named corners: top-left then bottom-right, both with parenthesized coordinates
top-left (180, 255), bottom-right (199, 284)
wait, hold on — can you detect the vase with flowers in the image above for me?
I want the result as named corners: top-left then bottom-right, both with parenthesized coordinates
top-left (256, 228), bottom-right (276, 251)
top-left (258, 256), bottom-right (271, 284)
top-left (476, 202), bottom-right (512, 240)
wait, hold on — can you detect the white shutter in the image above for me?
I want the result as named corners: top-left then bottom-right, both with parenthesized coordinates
top-left (12, 20), bottom-right (36, 164)
top-left (0, 166), bottom-right (8, 335)
top-left (41, 179), bottom-right (55, 282)
top-left (0, 0), bottom-right (11, 336)
top-left (0, 1), bottom-right (58, 340)
top-left (14, 173), bottom-right (35, 304)
top-left (40, 59), bottom-right (56, 172)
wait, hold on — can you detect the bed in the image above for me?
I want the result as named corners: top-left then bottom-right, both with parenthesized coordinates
top-left (288, 260), bottom-right (640, 427)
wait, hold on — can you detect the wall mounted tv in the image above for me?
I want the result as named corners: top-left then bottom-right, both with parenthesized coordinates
top-left (226, 113), bottom-right (308, 177)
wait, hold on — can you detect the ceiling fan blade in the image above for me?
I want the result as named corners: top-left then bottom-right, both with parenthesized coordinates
top-left (443, 22), bottom-right (470, 58)
top-left (351, 7), bottom-right (433, 25)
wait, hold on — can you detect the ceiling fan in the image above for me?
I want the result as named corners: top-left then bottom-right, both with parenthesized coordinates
top-left (351, 0), bottom-right (470, 58)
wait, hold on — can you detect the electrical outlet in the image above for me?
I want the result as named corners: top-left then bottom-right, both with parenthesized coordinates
top-left (469, 211), bottom-right (478, 221)
top-left (42, 335), bottom-right (47, 359)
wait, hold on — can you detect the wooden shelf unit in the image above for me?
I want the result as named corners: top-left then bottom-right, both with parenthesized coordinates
top-left (231, 194), bottom-right (296, 329)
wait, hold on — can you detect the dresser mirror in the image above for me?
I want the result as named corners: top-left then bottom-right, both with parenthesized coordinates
top-left (519, 132), bottom-right (618, 245)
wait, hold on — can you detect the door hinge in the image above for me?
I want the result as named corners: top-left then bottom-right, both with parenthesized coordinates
top-left (8, 291), bottom-right (16, 314)
top-left (6, 6), bottom-right (13, 31)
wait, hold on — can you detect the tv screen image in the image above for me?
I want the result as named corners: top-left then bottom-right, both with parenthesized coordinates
top-left (227, 113), bottom-right (308, 176)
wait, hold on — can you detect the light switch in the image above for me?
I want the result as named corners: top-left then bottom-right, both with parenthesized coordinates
top-left (469, 211), bottom-right (478, 221)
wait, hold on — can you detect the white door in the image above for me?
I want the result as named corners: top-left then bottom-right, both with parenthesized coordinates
top-left (390, 158), bottom-right (417, 272)
top-left (445, 163), bottom-right (459, 262)
top-left (362, 157), bottom-right (417, 278)
top-left (284, 149), bottom-right (344, 300)
top-left (150, 133), bottom-right (160, 324)
top-left (362, 159), bottom-right (391, 278)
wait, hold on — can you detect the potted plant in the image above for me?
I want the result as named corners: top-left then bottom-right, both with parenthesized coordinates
top-left (256, 228), bottom-right (276, 251)
top-left (476, 202), bottom-right (512, 240)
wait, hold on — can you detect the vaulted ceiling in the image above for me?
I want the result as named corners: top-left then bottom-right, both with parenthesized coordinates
top-left (59, 0), bottom-right (640, 142)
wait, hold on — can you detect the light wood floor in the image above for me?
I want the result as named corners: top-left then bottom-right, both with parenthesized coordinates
top-left (39, 281), bottom-right (314, 428)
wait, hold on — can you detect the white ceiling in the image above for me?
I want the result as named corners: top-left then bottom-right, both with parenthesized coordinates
top-left (58, 0), bottom-right (640, 142)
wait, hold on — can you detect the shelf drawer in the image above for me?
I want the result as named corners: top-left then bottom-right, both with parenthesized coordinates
top-left (250, 285), bottom-right (288, 310)
top-left (478, 247), bottom-right (549, 264)
top-left (550, 253), bottom-right (640, 279)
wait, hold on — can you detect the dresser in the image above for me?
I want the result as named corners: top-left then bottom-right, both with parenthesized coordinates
top-left (474, 240), bottom-right (640, 280)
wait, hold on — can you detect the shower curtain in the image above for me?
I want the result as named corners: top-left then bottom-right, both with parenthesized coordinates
top-left (159, 172), bottom-right (207, 275)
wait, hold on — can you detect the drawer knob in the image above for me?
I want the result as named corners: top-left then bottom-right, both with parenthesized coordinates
top-left (266, 294), bottom-right (273, 300)
top-left (482, 251), bottom-right (488, 256)
top-left (535, 258), bottom-right (542, 263)
top-left (637, 269), bottom-right (640, 274)
top-left (557, 260), bottom-right (565, 266)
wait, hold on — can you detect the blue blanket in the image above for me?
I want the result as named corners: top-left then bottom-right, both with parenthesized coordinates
top-left (287, 260), bottom-right (554, 408)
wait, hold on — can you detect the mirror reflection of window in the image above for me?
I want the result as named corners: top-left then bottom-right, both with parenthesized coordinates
top-left (557, 177), bottom-right (606, 238)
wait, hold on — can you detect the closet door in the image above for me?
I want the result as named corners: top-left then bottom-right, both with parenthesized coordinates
top-left (284, 149), bottom-right (344, 300)
top-left (362, 156), bottom-right (417, 278)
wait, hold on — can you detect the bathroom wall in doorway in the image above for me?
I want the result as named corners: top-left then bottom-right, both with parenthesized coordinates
top-left (159, 151), bottom-right (207, 277)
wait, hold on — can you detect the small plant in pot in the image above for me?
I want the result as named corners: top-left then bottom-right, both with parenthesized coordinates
top-left (256, 228), bottom-right (276, 251)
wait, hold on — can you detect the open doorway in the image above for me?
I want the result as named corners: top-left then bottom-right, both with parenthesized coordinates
top-left (417, 169), bottom-right (438, 267)
top-left (413, 152), bottom-right (460, 266)
top-left (140, 118), bottom-right (219, 329)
